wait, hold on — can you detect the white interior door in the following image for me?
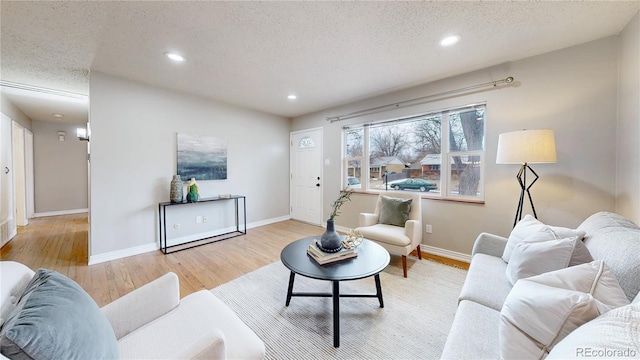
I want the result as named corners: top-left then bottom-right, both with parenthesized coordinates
top-left (1, 114), bottom-right (17, 245)
top-left (290, 128), bottom-right (323, 225)
top-left (12, 122), bottom-right (27, 226)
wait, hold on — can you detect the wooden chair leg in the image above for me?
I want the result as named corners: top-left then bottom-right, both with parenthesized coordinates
top-left (416, 246), bottom-right (422, 260)
top-left (402, 255), bottom-right (408, 278)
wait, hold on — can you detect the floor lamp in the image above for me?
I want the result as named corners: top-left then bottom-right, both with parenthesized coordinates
top-left (496, 129), bottom-right (557, 228)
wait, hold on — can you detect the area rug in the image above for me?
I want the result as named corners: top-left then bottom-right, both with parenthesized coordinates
top-left (211, 258), bottom-right (467, 359)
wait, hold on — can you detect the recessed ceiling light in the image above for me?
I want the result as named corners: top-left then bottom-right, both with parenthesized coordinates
top-left (52, 113), bottom-right (64, 118)
top-left (165, 52), bottom-right (185, 62)
top-left (287, 94), bottom-right (297, 100)
top-left (440, 35), bottom-right (460, 47)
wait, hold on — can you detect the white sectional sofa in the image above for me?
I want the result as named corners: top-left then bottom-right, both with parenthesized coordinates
top-left (0, 262), bottom-right (265, 359)
top-left (441, 212), bottom-right (640, 359)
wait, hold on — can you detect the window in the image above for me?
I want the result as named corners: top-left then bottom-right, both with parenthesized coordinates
top-left (298, 137), bottom-right (315, 148)
top-left (345, 127), bottom-right (364, 189)
top-left (343, 103), bottom-right (485, 201)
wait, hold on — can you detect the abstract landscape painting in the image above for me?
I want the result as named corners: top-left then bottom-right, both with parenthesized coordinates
top-left (177, 133), bottom-right (227, 180)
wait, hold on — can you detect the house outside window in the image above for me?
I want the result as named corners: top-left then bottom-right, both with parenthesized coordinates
top-left (343, 103), bottom-right (486, 201)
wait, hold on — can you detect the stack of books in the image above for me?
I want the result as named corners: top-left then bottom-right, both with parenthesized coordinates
top-left (307, 239), bottom-right (358, 265)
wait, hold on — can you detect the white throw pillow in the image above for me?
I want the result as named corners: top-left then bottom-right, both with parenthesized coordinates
top-left (505, 235), bottom-right (593, 285)
top-left (547, 302), bottom-right (640, 359)
top-left (506, 237), bottom-right (576, 286)
top-left (500, 260), bottom-right (630, 360)
top-left (502, 215), bottom-right (548, 263)
top-left (502, 215), bottom-right (586, 263)
top-left (565, 237), bottom-right (593, 267)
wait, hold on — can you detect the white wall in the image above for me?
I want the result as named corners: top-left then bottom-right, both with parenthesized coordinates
top-left (616, 11), bottom-right (640, 224)
top-left (292, 36), bottom-right (621, 256)
top-left (0, 96), bottom-right (32, 131)
top-left (32, 120), bottom-right (88, 213)
top-left (89, 72), bottom-right (290, 258)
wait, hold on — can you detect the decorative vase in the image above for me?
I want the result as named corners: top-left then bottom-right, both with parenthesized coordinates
top-left (170, 175), bottom-right (183, 203)
top-left (319, 219), bottom-right (342, 252)
top-left (186, 191), bottom-right (199, 203)
top-left (186, 178), bottom-right (200, 203)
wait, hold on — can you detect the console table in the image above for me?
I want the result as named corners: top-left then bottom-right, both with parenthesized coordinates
top-left (158, 195), bottom-right (246, 254)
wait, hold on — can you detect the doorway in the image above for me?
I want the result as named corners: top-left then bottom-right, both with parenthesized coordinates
top-left (1, 114), bottom-right (17, 245)
top-left (12, 121), bottom-right (28, 227)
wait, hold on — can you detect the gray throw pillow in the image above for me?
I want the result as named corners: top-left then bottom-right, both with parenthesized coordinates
top-left (378, 196), bottom-right (412, 227)
top-left (0, 269), bottom-right (119, 360)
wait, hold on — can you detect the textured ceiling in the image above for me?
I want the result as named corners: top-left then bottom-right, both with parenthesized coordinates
top-left (1, 1), bottom-right (639, 122)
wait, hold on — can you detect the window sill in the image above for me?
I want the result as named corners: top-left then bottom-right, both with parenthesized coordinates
top-left (345, 189), bottom-right (485, 205)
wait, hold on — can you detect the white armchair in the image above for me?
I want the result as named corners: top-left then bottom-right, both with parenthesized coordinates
top-left (101, 272), bottom-right (266, 359)
top-left (356, 191), bottom-right (423, 277)
top-left (0, 261), bottom-right (265, 360)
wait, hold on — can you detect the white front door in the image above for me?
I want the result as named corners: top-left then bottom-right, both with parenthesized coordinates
top-left (290, 128), bottom-right (323, 225)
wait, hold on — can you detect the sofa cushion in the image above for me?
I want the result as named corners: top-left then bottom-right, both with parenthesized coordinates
top-left (577, 211), bottom-right (640, 236)
top-left (0, 269), bottom-right (119, 360)
top-left (101, 272), bottom-right (181, 340)
top-left (579, 212), bottom-right (640, 302)
top-left (118, 290), bottom-right (264, 360)
top-left (502, 215), bottom-right (585, 263)
top-left (378, 195), bottom-right (412, 227)
top-left (500, 261), bottom-right (630, 359)
top-left (358, 224), bottom-right (411, 246)
top-left (458, 253), bottom-right (511, 311)
top-left (547, 302), bottom-right (640, 359)
top-left (506, 236), bottom-right (592, 285)
top-left (0, 262), bottom-right (35, 327)
top-left (440, 300), bottom-right (500, 360)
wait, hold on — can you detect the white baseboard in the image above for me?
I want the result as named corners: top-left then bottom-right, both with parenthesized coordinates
top-left (420, 245), bottom-right (471, 263)
top-left (247, 215), bottom-right (291, 229)
top-left (88, 214), bottom-right (293, 265)
top-left (1, 218), bottom-right (17, 248)
top-left (33, 208), bottom-right (88, 218)
top-left (89, 242), bottom-right (159, 265)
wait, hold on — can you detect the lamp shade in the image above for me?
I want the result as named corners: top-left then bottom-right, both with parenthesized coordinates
top-left (496, 129), bottom-right (557, 164)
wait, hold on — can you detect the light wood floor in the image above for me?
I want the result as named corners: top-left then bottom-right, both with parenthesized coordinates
top-left (0, 214), bottom-right (408, 307)
top-left (1, 214), bottom-right (467, 307)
